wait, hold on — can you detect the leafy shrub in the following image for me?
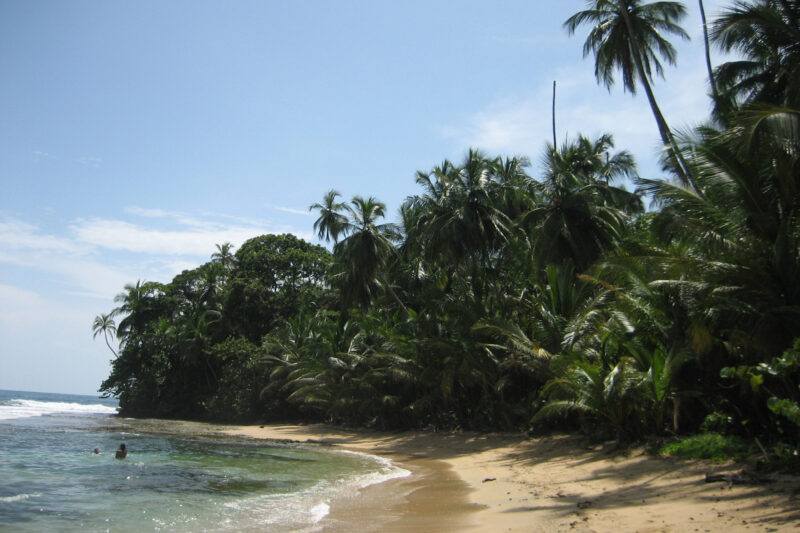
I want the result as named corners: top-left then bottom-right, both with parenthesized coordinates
top-left (660, 432), bottom-right (751, 462)
top-left (700, 412), bottom-right (734, 434)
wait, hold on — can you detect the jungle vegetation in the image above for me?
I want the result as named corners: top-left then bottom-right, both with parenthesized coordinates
top-left (96, 0), bottom-right (800, 451)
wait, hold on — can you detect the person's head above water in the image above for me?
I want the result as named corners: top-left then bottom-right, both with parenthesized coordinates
top-left (115, 443), bottom-right (127, 459)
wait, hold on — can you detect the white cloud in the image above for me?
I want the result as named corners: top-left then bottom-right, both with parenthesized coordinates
top-left (124, 206), bottom-right (214, 229)
top-left (69, 217), bottom-right (277, 256)
top-left (76, 156), bottom-right (102, 167)
top-left (32, 150), bottom-right (54, 162)
top-left (0, 209), bottom-right (313, 303)
top-left (441, 49), bottom-right (718, 180)
top-left (0, 219), bottom-right (87, 255)
top-left (274, 206), bottom-right (313, 217)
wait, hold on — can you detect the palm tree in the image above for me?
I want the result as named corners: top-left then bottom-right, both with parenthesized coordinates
top-left (535, 358), bottom-right (646, 443)
top-left (636, 106), bottom-right (800, 362)
top-left (524, 134), bottom-right (642, 270)
top-left (334, 196), bottom-right (406, 312)
top-left (564, 0), bottom-right (698, 190)
top-left (112, 280), bottom-right (162, 342)
top-left (92, 313), bottom-right (118, 357)
top-left (712, 0), bottom-right (800, 108)
top-left (407, 149), bottom-right (514, 271)
top-left (211, 242), bottom-right (235, 270)
top-left (698, 0), bottom-right (719, 100)
top-left (310, 189), bottom-right (348, 244)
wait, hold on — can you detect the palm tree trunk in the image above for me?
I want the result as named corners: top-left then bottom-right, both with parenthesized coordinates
top-left (552, 80), bottom-right (558, 150)
top-left (104, 332), bottom-right (119, 358)
top-left (384, 281), bottom-right (410, 317)
top-left (617, 0), bottom-right (702, 196)
top-left (698, 0), bottom-right (718, 100)
top-left (672, 396), bottom-right (681, 432)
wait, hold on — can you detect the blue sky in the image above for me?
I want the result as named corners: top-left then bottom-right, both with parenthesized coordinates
top-left (0, 0), bottom-right (730, 395)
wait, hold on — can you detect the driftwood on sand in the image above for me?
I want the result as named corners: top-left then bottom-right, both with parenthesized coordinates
top-left (704, 469), bottom-right (771, 486)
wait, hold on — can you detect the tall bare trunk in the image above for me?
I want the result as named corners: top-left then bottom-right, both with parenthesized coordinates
top-left (385, 280), bottom-right (409, 317)
top-left (673, 396), bottom-right (681, 432)
top-left (617, 0), bottom-right (703, 196)
top-left (552, 80), bottom-right (558, 150)
top-left (104, 331), bottom-right (119, 358)
top-left (699, 0), bottom-right (718, 99)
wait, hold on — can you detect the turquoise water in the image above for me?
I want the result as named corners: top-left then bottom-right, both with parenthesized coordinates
top-left (0, 390), bottom-right (408, 532)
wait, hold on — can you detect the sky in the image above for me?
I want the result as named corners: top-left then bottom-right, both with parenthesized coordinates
top-left (0, 0), bottom-right (732, 395)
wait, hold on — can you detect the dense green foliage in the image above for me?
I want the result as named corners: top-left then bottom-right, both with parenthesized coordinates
top-left (97, 1), bottom-right (799, 452)
top-left (659, 432), bottom-right (752, 462)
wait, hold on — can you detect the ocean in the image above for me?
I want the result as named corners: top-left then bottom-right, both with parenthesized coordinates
top-left (0, 390), bottom-right (409, 532)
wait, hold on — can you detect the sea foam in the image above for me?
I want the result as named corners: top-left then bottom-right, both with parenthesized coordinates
top-left (0, 399), bottom-right (118, 420)
top-left (0, 493), bottom-right (41, 504)
top-left (221, 448), bottom-right (410, 532)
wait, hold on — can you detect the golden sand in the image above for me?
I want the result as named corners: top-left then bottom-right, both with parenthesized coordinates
top-left (228, 424), bottom-right (800, 532)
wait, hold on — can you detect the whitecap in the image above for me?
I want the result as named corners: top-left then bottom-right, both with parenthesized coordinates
top-left (0, 399), bottom-right (118, 420)
top-left (0, 492), bottom-right (41, 503)
top-left (308, 502), bottom-right (330, 523)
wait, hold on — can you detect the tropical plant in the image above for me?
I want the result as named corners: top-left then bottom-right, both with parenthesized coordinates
top-left (332, 196), bottom-right (405, 312)
top-left (112, 280), bottom-right (164, 343)
top-left (211, 242), bottom-right (236, 270)
top-left (535, 358), bottom-right (646, 443)
top-left (92, 313), bottom-right (118, 357)
top-left (406, 149), bottom-right (514, 271)
top-left (564, 0), bottom-right (697, 189)
top-left (524, 134), bottom-right (642, 270)
top-left (712, 0), bottom-right (800, 108)
top-left (310, 189), bottom-right (348, 244)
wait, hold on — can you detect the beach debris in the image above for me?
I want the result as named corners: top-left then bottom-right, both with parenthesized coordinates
top-left (704, 469), bottom-right (770, 486)
top-left (482, 477), bottom-right (496, 483)
top-left (576, 500), bottom-right (592, 509)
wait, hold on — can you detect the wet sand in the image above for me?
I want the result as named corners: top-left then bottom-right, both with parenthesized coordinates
top-left (228, 424), bottom-right (800, 533)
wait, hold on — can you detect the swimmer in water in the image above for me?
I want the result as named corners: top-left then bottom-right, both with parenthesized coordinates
top-left (115, 443), bottom-right (127, 459)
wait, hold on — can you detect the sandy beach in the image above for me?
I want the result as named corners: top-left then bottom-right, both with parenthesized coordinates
top-left (228, 424), bottom-right (800, 532)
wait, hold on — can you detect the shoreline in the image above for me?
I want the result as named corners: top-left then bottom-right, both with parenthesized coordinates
top-left (226, 424), bottom-right (800, 532)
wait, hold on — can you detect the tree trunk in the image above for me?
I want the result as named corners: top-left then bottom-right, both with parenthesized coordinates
top-left (617, 0), bottom-right (703, 196)
top-left (104, 332), bottom-right (119, 358)
top-left (698, 0), bottom-right (718, 100)
top-left (384, 280), bottom-right (410, 317)
top-left (552, 80), bottom-right (558, 150)
top-left (672, 396), bottom-right (681, 432)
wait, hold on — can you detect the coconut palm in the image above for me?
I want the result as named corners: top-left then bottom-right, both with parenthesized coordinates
top-left (407, 150), bottom-right (515, 272)
top-left (333, 196), bottom-right (405, 311)
top-left (564, 0), bottom-right (697, 189)
top-left (211, 242), bottom-right (235, 270)
top-left (637, 106), bottom-right (800, 361)
top-left (112, 280), bottom-right (164, 342)
top-left (698, 0), bottom-right (719, 100)
top-left (310, 189), bottom-right (348, 244)
top-left (92, 313), bottom-right (118, 357)
top-left (712, 0), bottom-right (800, 107)
top-left (524, 134), bottom-right (642, 270)
top-left (534, 358), bottom-right (646, 443)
